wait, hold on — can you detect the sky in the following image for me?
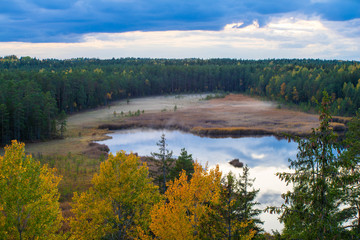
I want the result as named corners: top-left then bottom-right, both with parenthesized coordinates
top-left (1, 0), bottom-right (360, 60)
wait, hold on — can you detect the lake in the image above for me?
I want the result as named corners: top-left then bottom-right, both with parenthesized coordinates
top-left (97, 128), bottom-right (298, 232)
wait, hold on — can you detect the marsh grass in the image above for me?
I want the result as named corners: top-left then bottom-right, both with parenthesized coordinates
top-left (34, 153), bottom-right (101, 202)
top-left (200, 92), bottom-right (228, 101)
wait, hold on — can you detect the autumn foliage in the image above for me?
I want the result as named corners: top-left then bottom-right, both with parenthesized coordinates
top-left (150, 163), bottom-right (222, 239)
top-left (70, 151), bottom-right (160, 239)
top-left (0, 140), bottom-right (62, 239)
top-left (150, 163), bottom-right (255, 240)
top-left (0, 141), bottom-right (258, 239)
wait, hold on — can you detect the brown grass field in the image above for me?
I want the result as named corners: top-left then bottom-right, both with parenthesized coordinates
top-left (99, 94), bottom-right (349, 138)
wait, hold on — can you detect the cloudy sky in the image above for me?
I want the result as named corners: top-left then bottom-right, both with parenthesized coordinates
top-left (1, 0), bottom-right (360, 60)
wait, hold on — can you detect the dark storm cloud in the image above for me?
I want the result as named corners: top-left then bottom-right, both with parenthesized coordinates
top-left (0, 0), bottom-right (359, 42)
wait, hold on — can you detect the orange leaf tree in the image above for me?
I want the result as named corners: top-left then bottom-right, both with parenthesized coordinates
top-left (150, 162), bottom-right (256, 240)
top-left (150, 163), bottom-right (223, 239)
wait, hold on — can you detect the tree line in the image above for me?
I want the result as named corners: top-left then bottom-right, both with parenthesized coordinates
top-left (1, 55), bottom-right (360, 144)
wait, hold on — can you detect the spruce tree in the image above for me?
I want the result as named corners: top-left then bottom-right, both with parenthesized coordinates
top-left (338, 110), bottom-right (360, 236)
top-left (151, 133), bottom-right (173, 193)
top-left (268, 91), bottom-right (346, 239)
top-left (199, 166), bottom-right (262, 239)
top-left (168, 148), bottom-right (194, 181)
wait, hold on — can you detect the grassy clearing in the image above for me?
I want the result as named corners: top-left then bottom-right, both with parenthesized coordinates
top-left (34, 153), bottom-right (102, 202)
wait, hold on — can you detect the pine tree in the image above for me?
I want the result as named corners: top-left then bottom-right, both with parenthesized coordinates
top-left (0, 104), bottom-right (9, 145)
top-left (236, 165), bottom-right (263, 234)
top-left (57, 110), bottom-right (67, 138)
top-left (338, 110), bottom-right (360, 236)
top-left (168, 148), bottom-right (194, 181)
top-left (268, 91), bottom-right (346, 239)
top-left (151, 133), bottom-right (173, 193)
top-left (199, 167), bottom-right (261, 239)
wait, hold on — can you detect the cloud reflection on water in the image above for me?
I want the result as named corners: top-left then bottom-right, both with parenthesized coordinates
top-left (98, 128), bottom-right (298, 232)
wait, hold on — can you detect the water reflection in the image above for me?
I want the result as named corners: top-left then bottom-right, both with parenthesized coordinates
top-left (97, 128), bottom-right (298, 232)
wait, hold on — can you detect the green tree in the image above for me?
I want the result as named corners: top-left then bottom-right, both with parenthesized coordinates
top-left (338, 110), bottom-right (360, 236)
top-left (168, 148), bottom-right (194, 181)
top-left (0, 140), bottom-right (62, 240)
top-left (70, 151), bottom-right (160, 240)
top-left (235, 165), bottom-right (263, 233)
top-left (151, 133), bottom-right (173, 193)
top-left (199, 167), bottom-right (261, 239)
top-left (268, 92), bottom-right (345, 239)
top-left (43, 91), bottom-right (57, 138)
top-left (0, 104), bottom-right (9, 145)
top-left (57, 110), bottom-right (67, 138)
top-left (13, 101), bottom-right (25, 140)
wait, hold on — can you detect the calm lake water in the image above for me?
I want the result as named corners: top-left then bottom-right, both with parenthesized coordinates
top-left (97, 128), bottom-right (298, 232)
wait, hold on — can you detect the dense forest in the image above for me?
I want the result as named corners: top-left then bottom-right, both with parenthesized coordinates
top-left (1, 55), bottom-right (360, 144)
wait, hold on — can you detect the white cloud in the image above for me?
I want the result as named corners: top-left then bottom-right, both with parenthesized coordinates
top-left (1, 17), bottom-right (359, 60)
top-left (251, 153), bottom-right (266, 159)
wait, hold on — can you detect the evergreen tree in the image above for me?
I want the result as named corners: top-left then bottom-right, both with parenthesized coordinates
top-left (236, 165), bottom-right (263, 234)
top-left (43, 91), bottom-right (57, 138)
top-left (56, 110), bottom-right (67, 138)
top-left (168, 148), bottom-right (194, 181)
top-left (338, 110), bottom-right (360, 236)
top-left (0, 104), bottom-right (9, 145)
top-left (151, 133), bottom-right (173, 193)
top-left (268, 92), bottom-right (346, 239)
top-left (199, 167), bottom-right (262, 239)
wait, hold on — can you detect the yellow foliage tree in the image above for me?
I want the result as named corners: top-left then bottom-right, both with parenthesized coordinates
top-left (70, 151), bottom-right (160, 240)
top-left (150, 163), bottom-right (222, 240)
top-left (292, 86), bottom-right (299, 102)
top-left (280, 82), bottom-right (286, 97)
top-left (0, 140), bottom-right (62, 240)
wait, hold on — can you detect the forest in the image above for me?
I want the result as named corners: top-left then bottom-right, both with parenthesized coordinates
top-left (0, 55), bottom-right (360, 239)
top-left (1, 55), bottom-right (360, 144)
